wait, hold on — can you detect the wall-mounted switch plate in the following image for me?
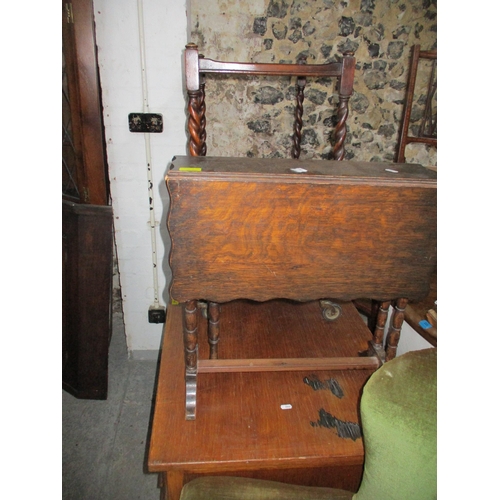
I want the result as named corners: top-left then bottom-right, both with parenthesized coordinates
top-left (148, 306), bottom-right (166, 324)
top-left (129, 113), bottom-right (163, 133)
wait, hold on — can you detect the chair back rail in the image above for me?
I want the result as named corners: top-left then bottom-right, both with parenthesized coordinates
top-left (184, 43), bottom-right (355, 161)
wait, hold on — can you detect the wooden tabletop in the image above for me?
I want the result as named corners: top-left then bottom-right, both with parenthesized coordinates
top-left (168, 155), bottom-right (437, 184)
top-left (148, 300), bottom-right (373, 476)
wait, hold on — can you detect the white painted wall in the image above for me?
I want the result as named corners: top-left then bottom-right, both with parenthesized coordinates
top-left (93, 0), bottom-right (188, 354)
top-left (397, 322), bottom-right (434, 355)
top-left (92, 0), bottom-right (433, 357)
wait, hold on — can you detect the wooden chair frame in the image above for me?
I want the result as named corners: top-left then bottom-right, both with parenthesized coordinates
top-left (184, 42), bottom-right (356, 161)
top-left (396, 44), bottom-right (437, 163)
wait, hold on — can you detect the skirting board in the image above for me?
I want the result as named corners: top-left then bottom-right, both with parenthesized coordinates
top-left (129, 350), bottom-right (160, 361)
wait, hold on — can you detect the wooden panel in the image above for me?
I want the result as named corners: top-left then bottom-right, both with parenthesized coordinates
top-left (64, 0), bottom-right (108, 205)
top-left (167, 156), bottom-right (436, 304)
top-left (62, 200), bottom-right (113, 399)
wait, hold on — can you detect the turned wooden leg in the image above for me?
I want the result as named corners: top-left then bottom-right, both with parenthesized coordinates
top-left (385, 298), bottom-right (408, 361)
top-left (359, 300), bottom-right (389, 365)
top-left (208, 301), bottom-right (220, 360)
top-left (183, 300), bottom-right (198, 420)
top-left (373, 300), bottom-right (391, 348)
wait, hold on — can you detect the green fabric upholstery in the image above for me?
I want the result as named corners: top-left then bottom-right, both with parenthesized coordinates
top-left (180, 476), bottom-right (354, 500)
top-left (179, 348), bottom-right (437, 500)
top-left (353, 348), bottom-right (437, 500)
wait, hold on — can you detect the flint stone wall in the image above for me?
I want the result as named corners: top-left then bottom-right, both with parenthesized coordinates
top-left (189, 0), bottom-right (437, 167)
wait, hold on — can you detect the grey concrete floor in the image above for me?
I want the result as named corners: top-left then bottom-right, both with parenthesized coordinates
top-left (62, 311), bottom-right (161, 500)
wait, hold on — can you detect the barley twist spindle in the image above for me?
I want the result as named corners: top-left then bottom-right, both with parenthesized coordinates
top-left (292, 76), bottom-right (306, 159)
top-left (187, 90), bottom-right (204, 157)
top-left (199, 80), bottom-right (207, 156)
top-left (333, 96), bottom-right (349, 160)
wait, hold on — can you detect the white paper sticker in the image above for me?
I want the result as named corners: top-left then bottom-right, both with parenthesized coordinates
top-left (290, 167), bottom-right (308, 173)
top-left (280, 404), bottom-right (293, 410)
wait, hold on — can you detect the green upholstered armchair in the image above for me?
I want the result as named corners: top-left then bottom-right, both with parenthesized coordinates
top-left (180, 348), bottom-right (437, 500)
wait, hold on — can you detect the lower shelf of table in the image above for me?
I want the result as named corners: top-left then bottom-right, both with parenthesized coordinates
top-left (149, 299), bottom-right (373, 485)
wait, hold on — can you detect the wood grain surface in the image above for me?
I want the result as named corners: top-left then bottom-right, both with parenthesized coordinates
top-left (149, 300), bottom-right (371, 470)
top-left (167, 157), bottom-right (437, 304)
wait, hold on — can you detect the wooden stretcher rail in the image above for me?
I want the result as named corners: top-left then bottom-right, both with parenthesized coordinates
top-left (418, 50), bottom-right (437, 59)
top-left (404, 136), bottom-right (437, 146)
top-left (198, 356), bottom-right (380, 373)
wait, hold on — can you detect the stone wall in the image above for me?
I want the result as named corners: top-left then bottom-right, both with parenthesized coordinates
top-left (189, 0), bottom-right (437, 166)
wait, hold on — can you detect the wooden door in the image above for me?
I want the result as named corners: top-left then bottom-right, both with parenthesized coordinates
top-left (62, 0), bottom-right (113, 399)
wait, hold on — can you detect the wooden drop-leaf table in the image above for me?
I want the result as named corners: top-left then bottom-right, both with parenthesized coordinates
top-left (166, 155), bottom-right (437, 420)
